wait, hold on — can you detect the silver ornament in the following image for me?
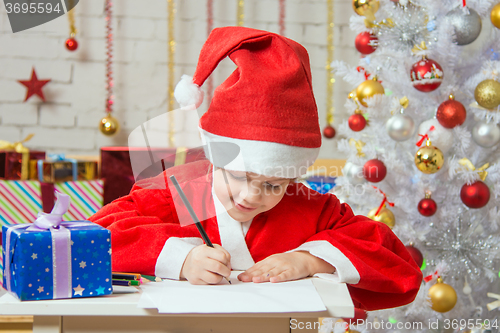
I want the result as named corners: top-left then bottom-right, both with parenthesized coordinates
top-left (445, 7), bottom-right (482, 45)
top-left (343, 162), bottom-right (366, 185)
top-left (386, 111), bottom-right (415, 141)
top-left (472, 121), bottom-right (500, 148)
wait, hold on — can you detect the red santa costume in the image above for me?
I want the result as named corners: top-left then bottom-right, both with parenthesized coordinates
top-left (89, 27), bottom-right (423, 311)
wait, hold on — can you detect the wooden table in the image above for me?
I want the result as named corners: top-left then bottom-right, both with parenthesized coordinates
top-left (0, 278), bottom-right (353, 333)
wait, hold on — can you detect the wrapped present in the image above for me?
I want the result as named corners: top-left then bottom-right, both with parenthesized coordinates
top-left (0, 180), bottom-right (43, 226)
top-left (305, 176), bottom-right (337, 194)
top-left (0, 135), bottom-right (45, 180)
top-left (0, 180), bottom-right (103, 285)
top-left (0, 180), bottom-right (103, 226)
top-left (101, 146), bottom-right (206, 205)
top-left (2, 193), bottom-right (112, 301)
top-left (41, 180), bottom-right (104, 220)
top-left (0, 180), bottom-right (43, 285)
top-left (29, 154), bottom-right (98, 183)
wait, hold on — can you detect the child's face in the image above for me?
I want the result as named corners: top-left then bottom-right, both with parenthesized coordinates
top-left (213, 168), bottom-right (292, 223)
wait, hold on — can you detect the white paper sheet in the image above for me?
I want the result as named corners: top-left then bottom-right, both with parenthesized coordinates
top-left (112, 285), bottom-right (140, 294)
top-left (138, 271), bottom-right (326, 313)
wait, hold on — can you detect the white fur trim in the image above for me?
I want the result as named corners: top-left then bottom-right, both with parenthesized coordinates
top-left (199, 127), bottom-right (320, 178)
top-left (155, 237), bottom-right (203, 280)
top-left (212, 170), bottom-right (255, 270)
top-left (288, 240), bottom-right (361, 284)
top-left (174, 74), bottom-right (204, 110)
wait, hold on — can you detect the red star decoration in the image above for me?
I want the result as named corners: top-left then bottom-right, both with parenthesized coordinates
top-left (18, 68), bottom-right (51, 102)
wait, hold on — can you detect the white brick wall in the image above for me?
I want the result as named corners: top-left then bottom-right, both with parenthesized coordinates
top-left (0, 0), bottom-right (359, 158)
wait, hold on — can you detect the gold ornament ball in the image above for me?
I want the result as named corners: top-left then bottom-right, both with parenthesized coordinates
top-left (415, 145), bottom-right (444, 174)
top-left (352, 0), bottom-right (379, 16)
top-left (367, 206), bottom-right (395, 228)
top-left (428, 277), bottom-right (457, 313)
top-left (99, 114), bottom-right (120, 136)
top-left (474, 79), bottom-right (500, 110)
top-left (355, 79), bottom-right (385, 107)
top-left (491, 3), bottom-right (500, 29)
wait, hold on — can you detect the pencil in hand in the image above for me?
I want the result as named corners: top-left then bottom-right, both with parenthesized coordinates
top-left (169, 175), bottom-right (232, 285)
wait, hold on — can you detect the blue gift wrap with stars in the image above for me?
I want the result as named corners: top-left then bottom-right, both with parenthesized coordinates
top-left (305, 176), bottom-right (336, 194)
top-left (2, 193), bottom-right (112, 301)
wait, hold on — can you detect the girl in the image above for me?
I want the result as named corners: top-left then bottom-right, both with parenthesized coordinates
top-left (90, 26), bottom-right (423, 311)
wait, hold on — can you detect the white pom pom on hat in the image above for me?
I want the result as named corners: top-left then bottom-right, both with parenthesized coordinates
top-left (174, 74), bottom-right (204, 110)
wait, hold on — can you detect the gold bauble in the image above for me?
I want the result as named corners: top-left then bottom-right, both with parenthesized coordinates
top-left (348, 89), bottom-right (360, 105)
top-left (99, 114), bottom-right (120, 136)
top-left (415, 143), bottom-right (444, 174)
top-left (474, 79), bottom-right (500, 110)
top-left (352, 0), bottom-right (379, 16)
top-left (428, 277), bottom-right (457, 313)
top-left (355, 79), bottom-right (385, 107)
top-left (367, 206), bottom-right (395, 228)
top-left (491, 3), bottom-right (500, 29)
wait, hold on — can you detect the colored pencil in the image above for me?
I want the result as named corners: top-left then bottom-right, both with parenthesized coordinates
top-left (169, 175), bottom-right (231, 285)
top-left (141, 274), bottom-right (162, 282)
top-left (112, 279), bottom-right (140, 286)
top-left (112, 273), bottom-right (139, 281)
top-left (111, 272), bottom-right (141, 280)
top-left (139, 277), bottom-right (151, 284)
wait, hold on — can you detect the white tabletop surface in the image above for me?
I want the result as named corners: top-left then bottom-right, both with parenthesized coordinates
top-left (0, 277), bottom-right (354, 318)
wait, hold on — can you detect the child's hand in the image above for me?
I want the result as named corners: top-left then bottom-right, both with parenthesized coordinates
top-left (237, 251), bottom-right (335, 283)
top-left (180, 244), bottom-right (232, 285)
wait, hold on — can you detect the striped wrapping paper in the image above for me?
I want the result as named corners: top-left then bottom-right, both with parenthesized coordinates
top-left (0, 180), bottom-right (43, 285)
top-left (54, 180), bottom-right (104, 221)
top-left (0, 180), bottom-right (42, 227)
top-left (0, 180), bottom-right (103, 285)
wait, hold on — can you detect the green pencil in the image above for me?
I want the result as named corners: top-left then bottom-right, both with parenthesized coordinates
top-left (141, 274), bottom-right (162, 282)
top-left (112, 279), bottom-right (140, 286)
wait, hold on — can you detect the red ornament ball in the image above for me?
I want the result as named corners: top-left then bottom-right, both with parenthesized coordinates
top-left (410, 58), bottom-right (443, 92)
top-left (418, 198), bottom-right (437, 216)
top-left (363, 159), bottom-right (387, 183)
top-left (323, 125), bottom-right (336, 139)
top-left (355, 32), bottom-right (378, 55)
top-left (460, 181), bottom-right (490, 209)
top-left (436, 98), bottom-right (466, 128)
top-left (342, 308), bottom-right (368, 325)
top-left (348, 113), bottom-right (366, 131)
top-left (65, 38), bottom-right (78, 51)
top-left (405, 245), bottom-right (424, 268)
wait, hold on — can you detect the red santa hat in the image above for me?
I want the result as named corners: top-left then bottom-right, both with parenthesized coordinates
top-left (174, 26), bottom-right (321, 178)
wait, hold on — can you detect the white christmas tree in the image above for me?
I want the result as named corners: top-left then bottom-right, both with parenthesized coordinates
top-left (328, 0), bottom-right (500, 331)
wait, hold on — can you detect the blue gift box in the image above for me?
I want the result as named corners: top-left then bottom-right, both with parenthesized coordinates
top-left (305, 176), bottom-right (336, 194)
top-left (2, 194), bottom-right (112, 301)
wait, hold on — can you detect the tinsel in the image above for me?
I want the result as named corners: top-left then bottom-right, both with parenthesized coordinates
top-left (105, 0), bottom-right (113, 114)
top-left (167, 0), bottom-right (176, 146)
top-left (206, 0), bottom-right (214, 103)
top-left (67, 0), bottom-right (77, 38)
top-left (326, 0), bottom-right (335, 126)
top-left (279, 0), bottom-right (286, 36)
top-left (237, 0), bottom-right (244, 26)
